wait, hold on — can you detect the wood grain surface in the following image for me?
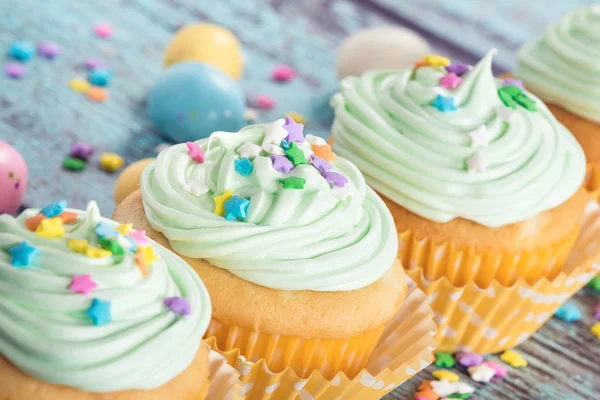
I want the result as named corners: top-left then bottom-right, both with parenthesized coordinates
top-left (1, 1), bottom-right (599, 399)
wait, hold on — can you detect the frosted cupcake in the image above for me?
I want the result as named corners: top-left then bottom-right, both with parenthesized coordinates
top-left (331, 49), bottom-right (588, 287)
top-left (0, 201), bottom-right (211, 399)
top-left (517, 5), bottom-right (600, 198)
top-left (113, 118), bottom-right (407, 379)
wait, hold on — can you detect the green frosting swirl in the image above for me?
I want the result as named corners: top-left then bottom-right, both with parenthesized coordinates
top-left (0, 202), bottom-right (211, 392)
top-left (141, 120), bottom-right (397, 291)
top-left (331, 49), bottom-right (586, 227)
top-left (517, 5), bottom-right (600, 123)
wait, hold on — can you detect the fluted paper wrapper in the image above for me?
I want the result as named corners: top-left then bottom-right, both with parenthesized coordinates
top-left (205, 344), bottom-right (244, 399)
top-left (204, 282), bottom-right (436, 400)
top-left (586, 163), bottom-right (600, 202)
top-left (407, 201), bottom-right (600, 354)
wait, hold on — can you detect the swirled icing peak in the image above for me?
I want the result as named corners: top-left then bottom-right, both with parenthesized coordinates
top-left (517, 5), bottom-right (600, 123)
top-left (0, 201), bottom-right (211, 392)
top-left (331, 49), bottom-right (586, 227)
top-left (141, 118), bottom-right (398, 291)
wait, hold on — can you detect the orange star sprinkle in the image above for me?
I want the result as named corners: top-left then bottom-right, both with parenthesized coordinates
top-left (418, 381), bottom-right (432, 391)
top-left (59, 211), bottom-right (78, 224)
top-left (25, 214), bottom-right (47, 231)
top-left (136, 248), bottom-right (148, 276)
top-left (414, 388), bottom-right (440, 400)
top-left (312, 144), bottom-right (335, 162)
top-left (414, 60), bottom-right (429, 68)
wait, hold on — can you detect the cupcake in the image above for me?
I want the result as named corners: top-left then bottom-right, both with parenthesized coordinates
top-left (113, 118), bottom-right (407, 380)
top-left (516, 5), bottom-right (600, 199)
top-left (0, 201), bottom-right (212, 399)
top-left (331, 49), bottom-right (588, 287)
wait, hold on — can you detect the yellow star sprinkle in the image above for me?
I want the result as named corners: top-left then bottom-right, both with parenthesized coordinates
top-left (432, 370), bottom-right (459, 382)
top-left (35, 217), bottom-right (65, 238)
top-left (214, 189), bottom-right (233, 216)
top-left (500, 350), bottom-right (527, 368)
top-left (67, 239), bottom-right (89, 254)
top-left (86, 246), bottom-right (112, 258)
top-left (423, 54), bottom-right (451, 67)
top-left (100, 153), bottom-right (125, 173)
top-left (591, 322), bottom-right (600, 340)
top-left (140, 245), bottom-right (158, 265)
top-left (116, 223), bottom-right (133, 236)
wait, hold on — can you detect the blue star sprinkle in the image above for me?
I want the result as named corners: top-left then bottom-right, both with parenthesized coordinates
top-left (39, 200), bottom-right (68, 218)
top-left (431, 95), bottom-right (457, 112)
top-left (554, 301), bottom-right (582, 322)
top-left (87, 298), bottom-right (112, 326)
top-left (9, 241), bottom-right (38, 267)
top-left (224, 195), bottom-right (250, 221)
top-left (94, 222), bottom-right (117, 238)
top-left (280, 139), bottom-right (291, 151)
top-left (234, 158), bottom-right (253, 177)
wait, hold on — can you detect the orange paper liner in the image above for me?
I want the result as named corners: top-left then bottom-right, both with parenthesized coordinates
top-left (397, 225), bottom-right (580, 288)
top-left (585, 162), bottom-right (600, 202)
top-left (205, 343), bottom-right (244, 400)
top-left (205, 319), bottom-right (385, 380)
top-left (203, 283), bottom-right (436, 400)
top-left (406, 201), bottom-right (600, 354)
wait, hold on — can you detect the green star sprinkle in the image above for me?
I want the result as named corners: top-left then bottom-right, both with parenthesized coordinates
top-left (99, 237), bottom-right (125, 256)
top-left (498, 87), bottom-right (517, 109)
top-left (285, 142), bottom-right (307, 166)
top-left (449, 394), bottom-right (472, 399)
top-left (434, 351), bottom-right (456, 368)
top-left (515, 93), bottom-right (537, 111)
top-left (63, 157), bottom-right (87, 171)
top-left (279, 177), bottom-right (306, 189)
top-left (588, 276), bottom-right (600, 292)
top-left (502, 85), bottom-right (522, 98)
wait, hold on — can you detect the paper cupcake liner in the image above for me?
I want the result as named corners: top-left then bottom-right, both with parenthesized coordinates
top-left (585, 162), bottom-right (600, 202)
top-left (205, 319), bottom-right (385, 380)
top-left (204, 282), bottom-right (436, 400)
top-left (397, 225), bottom-right (579, 288)
top-left (406, 201), bottom-right (600, 354)
top-left (205, 343), bottom-right (244, 400)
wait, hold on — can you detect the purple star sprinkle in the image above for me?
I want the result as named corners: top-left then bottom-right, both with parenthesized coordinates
top-left (311, 155), bottom-right (332, 173)
top-left (283, 116), bottom-right (305, 143)
top-left (502, 78), bottom-right (525, 90)
top-left (445, 61), bottom-right (470, 77)
top-left (37, 42), bottom-right (62, 59)
top-left (271, 155), bottom-right (294, 173)
top-left (323, 171), bottom-right (348, 187)
top-left (594, 305), bottom-right (600, 320)
top-left (456, 351), bottom-right (484, 367)
top-left (5, 62), bottom-right (25, 79)
top-left (70, 142), bottom-right (94, 161)
top-left (164, 296), bottom-right (191, 316)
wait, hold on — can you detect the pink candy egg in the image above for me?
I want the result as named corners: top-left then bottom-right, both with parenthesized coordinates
top-left (0, 142), bottom-right (28, 214)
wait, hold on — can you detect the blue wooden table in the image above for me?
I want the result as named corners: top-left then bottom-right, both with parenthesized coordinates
top-left (1, 1), bottom-right (599, 399)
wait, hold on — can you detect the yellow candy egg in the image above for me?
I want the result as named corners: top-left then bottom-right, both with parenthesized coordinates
top-left (163, 23), bottom-right (244, 80)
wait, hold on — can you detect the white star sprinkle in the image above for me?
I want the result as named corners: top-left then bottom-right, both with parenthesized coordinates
top-left (237, 141), bottom-right (263, 159)
top-left (305, 134), bottom-right (327, 146)
top-left (262, 143), bottom-right (285, 155)
top-left (183, 179), bottom-right (208, 196)
top-left (332, 183), bottom-right (354, 200)
top-left (453, 381), bottom-right (475, 394)
top-left (467, 152), bottom-right (487, 174)
top-left (468, 364), bottom-right (495, 383)
top-left (244, 108), bottom-right (259, 121)
top-left (468, 125), bottom-right (491, 148)
top-left (496, 105), bottom-right (515, 122)
top-left (430, 380), bottom-right (456, 397)
top-left (298, 142), bottom-right (314, 160)
top-left (263, 120), bottom-right (288, 145)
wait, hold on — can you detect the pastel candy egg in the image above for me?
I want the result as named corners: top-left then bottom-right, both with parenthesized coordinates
top-left (148, 62), bottom-right (245, 143)
top-left (0, 142), bottom-right (28, 214)
top-left (336, 26), bottom-right (430, 79)
top-left (163, 23), bottom-right (244, 80)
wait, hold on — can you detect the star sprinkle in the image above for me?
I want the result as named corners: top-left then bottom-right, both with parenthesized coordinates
top-left (86, 246), bottom-right (112, 258)
top-left (312, 144), bottom-right (335, 162)
top-left (36, 218), bottom-right (65, 238)
top-left (323, 171), bottom-right (348, 187)
top-left (69, 274), bottom-right (98, 295)
top-left (95, 222), bottom-right (117, 239)
top-left (502, 78), bottom-right (524, 90)
top-left (500, 350), bottom-right (527, 368)
top-left (483, 360), bottom-right (507, 378)
top-left (262, 143), bottom-right (285, 155)
top-left (25, 214), bottom-right (46, 231)
top-left (311, 155), bottom-right (332, 173)
top-left (99, 237), bottom-right (125, 256)
top-left (214, 189), bottom-right (233, 216)
top-left (164, 296), bottom-right (191, 315)
top-left (495, 105), bottom-right (515, 122)
top-left (279, 177), bottom-right (307, 189)
top-left (40, 200), bottom-right (68, 218)
top-left (285, 142), bottom-right (307, 166)
top-left (414, 386), bottom-right (439, 400)
top-left (423, 54), bottom-right (450, 67)
top-left (456, 352), bottom-right (483, 367)
top-left (554, 301), bottom-right (582, 322)
top-left (467, 152), bottom-right (487, 174)
top-left (432, 370), bottom-right (459, 382)
top-left (67, 238), bottom-right (89, 254)
top-left (515, 93), bottom-right (536, 111)
top-left (431, 95), bottom-right (457, 112)
top-left (224, 196), bottom-right (250, 221)
top-left (9, 242), bottom-right (38, 267)
top-left (116, 223), bottom-right (132, 236)
top-left (186, 141), bottom-right (205, 163)
top-left (434, 352), bottom-right (456, 368)
top-left (271, 155), bottom-right (295, 173)
top-left (263, 120), bottom-right (289, 145)
top-left (283, 116), bottom-right (305, 143)
top-left (237, 142), bottom-right (262, 160)
top-left (234, 158), bottom-right (254, 176)
top-left (60, 212), bottom-right (78, 224)
top-left (430, 380), bottom-right (456, 397)
top-left (453, 382), bottom-right (475, 394)
top-left (440, 72), bottom-right (462, 89)
top-left (591, 322), bottom-right (600, 340)
top-left (280, 139), bottom-right (291, 151)
top-left (129, 230), bottom-right (149, 246)
top-left (183, 179), bottom-right (209, 196)
top-left (588, 276), bottom-right (600, 292)
top-left (305, 134), bottom-right (327, 146)
top-left (136, 248), bottom-right (148, 275)
top-left (468, 125), bottom-right (491, 148)
top-left (445, 62), bottom-right (470, 76)
top-left (87, 298), bottom-right (112, 326)
top-left (139, 245), bottom-right (158, 265)
top-left (594, 305), bottom-right (600, 320)
top-left (468, 364), bottom-right (495, 383)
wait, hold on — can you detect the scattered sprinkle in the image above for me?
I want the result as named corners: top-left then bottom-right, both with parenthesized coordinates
top-left (93, 23), bottom-right (114, 39)
top-left (468, 364), bottom-right (495, 383)
top-left (262, 143), bottom-right (285, 155)
top-left (60, 211), bottom-right (78, 224)
top-left (280, 139), bottom-right (291, 150)
top-left (5, 62), bottom-right (26, 79)
top-left (456, 352), bottom-right (484, 368)
top-left (286, 111), bottom-right (306, 124)
top-left (255, 94), bottom-right (276, 109)
top-left (35, 217), bottom-right (65, 238)
top-left (86, 246), bottom-right (112, 258)
top-left (244, 108), bottom-right (259, 121)
top-left (588, 276), bottom-right (600, 292)
top-left (70, 142), bottom-right (94, 160)
top-left (237, 141), bottom-right (262, 160)
top-left (272, 64), bottom-right (296, 82)
top-left (434, 352), bottom-right (456, 368)
top-left (270, 155), bottom-right (294, 173)
top-left (305, 134), bottom-right (327, 146)
top-left (129, 229), bottom-right (149, 246)
top-left (88, 68), bottom-right (112, 87)
top-left (554, 301), bottom-right (582, 322)
top-left (468, 125), bottom-right (491, 148)
top-left (115, 223), bottom-right (132, 236)
top-left (432, 370), bottom-right (459, 382)
top-left (440, 72), bottom-right (462, 89)
top-left (483, 360), bottom-right (507, 378)
top-left (224, 195), bottom-right (250, 221)
top-left (40, 200), bottom-right (67, 218)
top-left (285, 142), bottom-right (307, 166)
top-left (84, 57), bottom-right (105, 70)
top-left (135, 246), bottom-right (148, 275)
top-left (466, 152), bottom-right (487, 174)
top-left (95, 222), bottom-right (117, 238)
top-left (100, 152), bottom-right (124, 172)
top-left (445, 62), bottom-right (470, 76)
top-left (214, 189), bottom-right (233, 216)
top-left (498, 87), bottom-right (517, 109)
top-left (502, 78), bottom-right (524, 90)
top-left (9, 242), bottom-right (38, 267)
top-left (183, 179), bottom-right (209, 196)
top-left (431, 95), bottom-right (457, 112)
top-left (312, 144), bottom-right (335, 162)
top-left (515, 93), bottom-right (536, 111)
top-left (164, 296), bottom-right (191, 315)
top-left (594, 305), bottom-right (600, 320)
top-left (592, 322), bottom-right (600, 340)
top-left (87, 86), bottom-right (108, 102)
top-left (8, 40), bottom-right (35, 61)
top-left (69, 274), bottom-right (98, 295)
top-left (99, 237), bottom-right (125, 256)
top-left (423, 54), bottom-right (450, 67)
top-left (87, 298), bottom-right (112, 326)
top-left (69, 77), bottom-right (91, 93)
top-left (63, 156), bottom-right (87, 171)
top-left (323, 171), bottom-right (348, 187)
top-left (263, 120), bottom-right (289, 145)
top-left (139, 245), bottom-right (158, 265)
top-left (67, 238), bottom-right (89, 254)
top-left (310, 155), bottom-right (332, 173)
top-left (25, 214), bottom-right (46, 231)
top-left (186, 141), bottom-right (205, 163)
top-left (279, 176), bottom-right (307, 189)
top-left (414, 60), bottom-right (429, 69)
top-left (430, 380), bottom-right (456, 397)
top-left (453, 381), bottom-right (475, 394)
top-left (500, 350), bottom-right (527, 368)
top-left (283, 116), bottom-right (305, 143)
top-left (234, 157), bottom-right (253, 176)
top-left (37, 42), bottom-right (62, 59)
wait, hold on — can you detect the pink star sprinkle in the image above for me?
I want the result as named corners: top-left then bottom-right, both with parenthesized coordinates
top-left (440, 72), bottom-right (462, 89)
top-left (69, 274), bottom-right (98, 295)
top-left (93, 23), bottom-right (114, 39)
top-left (594, 304), bottom-right (600, 320)
top-left (483, 360), bottom-right (507, 378)
top-left (186, 141), bottom-right (205, 163)
top-left (255, 94), bottom-right (276, 109)
top-left (271, 64), bottom-right (296, 82)
top-left (129, 230), bottom-right (149, 246)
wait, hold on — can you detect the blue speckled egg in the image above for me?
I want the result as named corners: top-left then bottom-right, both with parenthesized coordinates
top-left (148, 62), bottom-right (245, 142)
